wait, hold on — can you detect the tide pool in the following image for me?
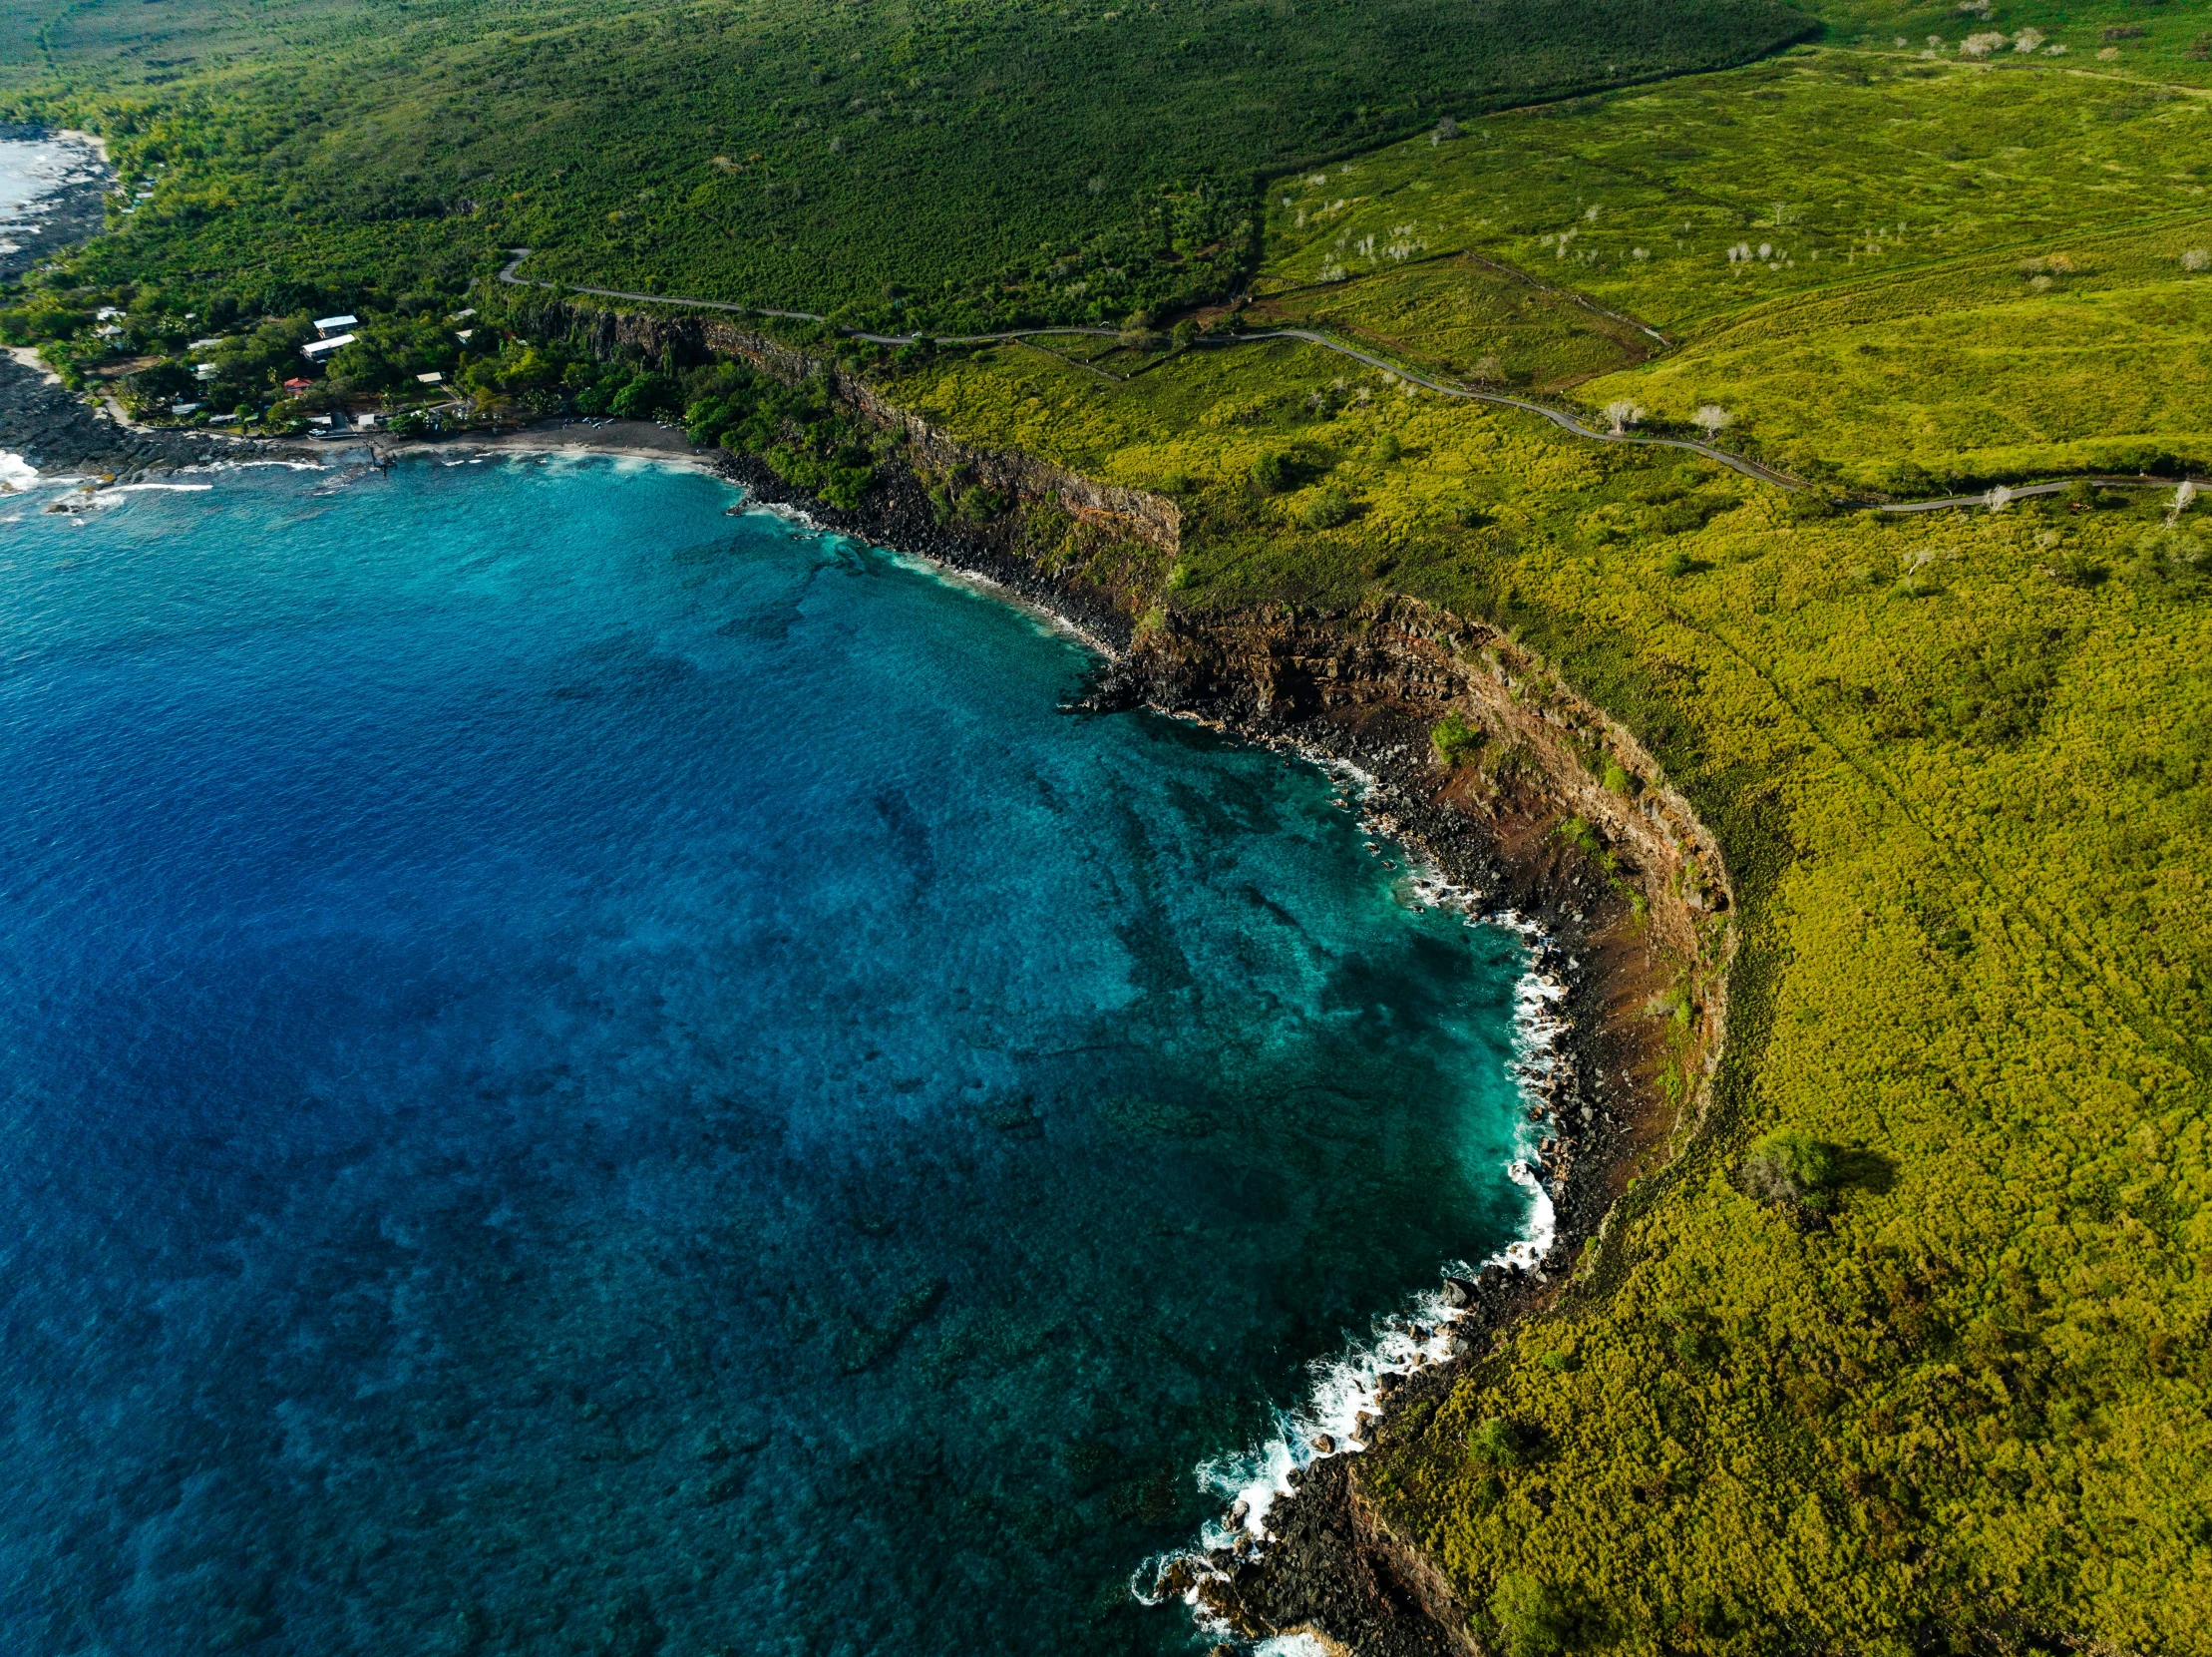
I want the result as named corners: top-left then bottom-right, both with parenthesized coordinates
top-left (0, 454), bottom-right (1537, 1656)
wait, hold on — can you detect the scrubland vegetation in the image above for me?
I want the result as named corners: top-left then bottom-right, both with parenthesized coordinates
top-left (882, 311), bottom-right (2212, 1647)
top-left (7, 0), bottom-right (2212, 1646)
top-left (1367, 470), bottom-right (2212, 1655)
top-left (1255, 49), bottom-right (2212, 487)
top-left (0, 0), bottom-right (1811, 332)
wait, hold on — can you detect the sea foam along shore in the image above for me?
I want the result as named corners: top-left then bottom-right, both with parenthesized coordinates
top-left (0, 127), bottom-right (111, 284)
top-left (1132, 758), bottom-right (1569, 1634)
top-left (0, 449), bottom-right (332, 515)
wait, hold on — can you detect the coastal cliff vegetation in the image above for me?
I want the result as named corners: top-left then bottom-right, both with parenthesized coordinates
top-left (888, 316), bottom-right (2212, 1653)
top-left (5, 0), bottom-right (2212, 1650)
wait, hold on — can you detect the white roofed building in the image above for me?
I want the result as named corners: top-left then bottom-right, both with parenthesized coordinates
top-left (312, 314), bottom-right (359, 337)
top-left (301, 333), bottom-right (357, 361)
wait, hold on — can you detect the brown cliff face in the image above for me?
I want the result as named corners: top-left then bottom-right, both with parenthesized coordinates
top-left (1123, 595), bottom-right (1730, 972)
top-left (1108, 602), bottom-right (1732, 1653)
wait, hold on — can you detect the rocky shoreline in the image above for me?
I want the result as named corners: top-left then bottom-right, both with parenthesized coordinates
top-left (0, 126), bottom-right (110, 286)
top-left (0, 352), bottom-right (249, 477)
top-left (674, 421), bottom-right (1730, 1653)
top-left (0, 336), bottom-right (1727, 1657)
top-left (689, 422), bottom-right (1729, 1657)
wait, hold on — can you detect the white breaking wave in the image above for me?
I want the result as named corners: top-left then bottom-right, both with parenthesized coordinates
top-left (184, 459), bottom-right (328, 473)
top-left (0, 132), bottom-right (106, 218)
top-left (0, 451), bottom-right (37, 493)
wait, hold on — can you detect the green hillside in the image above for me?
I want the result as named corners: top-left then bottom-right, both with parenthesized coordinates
top-left (1254, 49), bottom-right (2212, 488)
top-left (3, 0), bottom-right (1815, 330)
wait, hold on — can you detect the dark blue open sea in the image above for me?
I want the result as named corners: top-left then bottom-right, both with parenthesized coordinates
top-left (0, 453), bottom-right (1541, 1656)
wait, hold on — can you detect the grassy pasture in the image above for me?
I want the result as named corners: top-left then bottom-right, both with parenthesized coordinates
top-left (1259, 51), bottom-right (2212, 326)
top-left (1581, 213), bottom-right (2212, 489)
top-left (1252, 256), bottom-right (1654, 390)
top-left (1252, 48), bottom-right (2212, 487)
top-left (1821, 0), bottom-right (2212, 83)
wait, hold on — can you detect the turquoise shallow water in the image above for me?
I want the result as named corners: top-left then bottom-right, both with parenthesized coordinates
top-left (0, 454), bottom-right (1535, 1656)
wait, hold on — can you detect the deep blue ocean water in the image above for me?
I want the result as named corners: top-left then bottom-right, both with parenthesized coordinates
top-left (0, 454), bottom-right (1536, 1657)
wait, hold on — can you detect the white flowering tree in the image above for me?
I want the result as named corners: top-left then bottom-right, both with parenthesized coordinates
top-left (1692, 405), bottom-right (1732, 439)
top-left (1602, 400), bottom-right (1644, 435)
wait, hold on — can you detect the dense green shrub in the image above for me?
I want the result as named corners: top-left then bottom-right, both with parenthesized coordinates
top-left (1489, 1573), bottom-right (1573, 1657)
top-left (1431, 709), bottom-right (1485, 767)
top-left (1739, 1127), bottom-right (1836, 1206)
top-left (1299, 486), bottom-right (1354, 529)
top-left (1468, 1417), bottom-right (1525, 1467)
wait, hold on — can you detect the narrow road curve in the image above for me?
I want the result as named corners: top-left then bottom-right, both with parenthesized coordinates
top-left (496, 252), bottom-right (2202, 509)
top-left (1235, 327), bottom-right (1803, 487)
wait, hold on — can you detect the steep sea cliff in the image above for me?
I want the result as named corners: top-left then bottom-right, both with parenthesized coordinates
top-left (552, 307), bottom-right (1732, 1651)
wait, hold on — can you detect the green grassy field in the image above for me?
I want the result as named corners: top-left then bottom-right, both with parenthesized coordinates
top-left (1245, 47), bottom-right (2212, 488)
top-left (1251, 257), bottom-right (1656, 392)
top-left (1259, 53), bottom-right (2212, 321)
top-left (1582, 211), bottom-right (2212, 490)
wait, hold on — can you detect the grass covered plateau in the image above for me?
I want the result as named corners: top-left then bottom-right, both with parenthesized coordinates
top-left (1252, 48), bottom-right (2212, 489)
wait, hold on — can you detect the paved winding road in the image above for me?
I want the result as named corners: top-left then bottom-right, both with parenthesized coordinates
top-left (498, 251), bottom-right (2199, 510)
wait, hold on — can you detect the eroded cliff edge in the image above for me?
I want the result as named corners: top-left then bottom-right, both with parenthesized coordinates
top-left (549, 301), bottom-right (1740, 1654)
top-left (552, 299), bottom-right (1737, 1653)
